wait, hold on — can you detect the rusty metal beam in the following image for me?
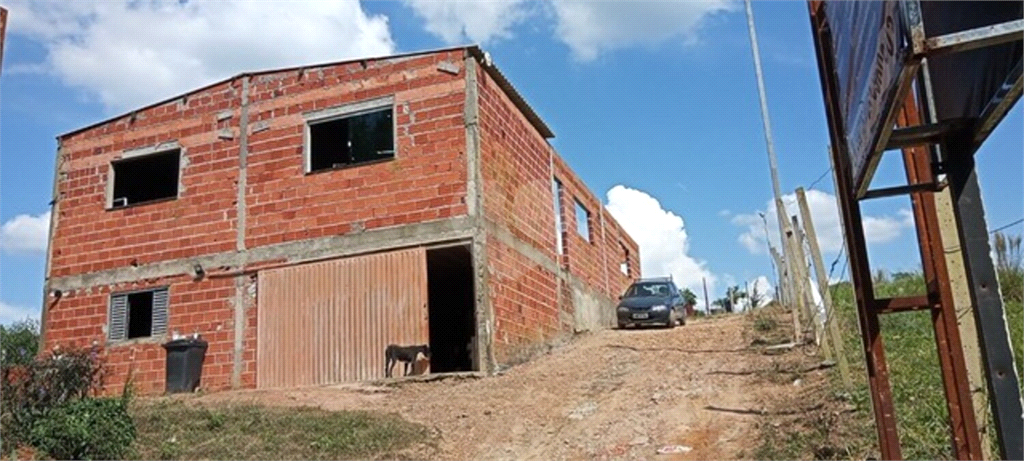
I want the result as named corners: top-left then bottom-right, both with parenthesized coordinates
top-left (924, 19), bottom-right (1024, 57)
top-left (873, 296), bottom-right (933, 314)
top-left (898, 93), bottom-right (983, 460)
top-left (808, 3), bottom-right (902, 458)
top-left (862, 183), bottom-right (939, 201)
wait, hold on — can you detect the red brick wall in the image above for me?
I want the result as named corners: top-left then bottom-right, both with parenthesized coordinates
top-left (599, 209), bottom-right (640, 297)
top-left (476, 63), bottom-right (640, 362)
top-left (47, 50), bottom-right (472, 394)
top-left (53, 81), bottom-right (242, 277)
top-left (42, 276), bottom-right (251, 395)
top-left (486, 238), bottom-right (562, 365)
top-left (476, 65), bottom-right (558, 262)
top-left (244, 51), bottom-right (468, 246)
top-left (552, 154), bottom-right (639, 298)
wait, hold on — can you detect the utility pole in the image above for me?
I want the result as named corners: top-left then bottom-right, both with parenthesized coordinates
top-left (702, 277), bottom-right (711, 315)
top-left (745, 0), bottom-right (797, 323)
top-left (797, 187), bottom-right (852, 387)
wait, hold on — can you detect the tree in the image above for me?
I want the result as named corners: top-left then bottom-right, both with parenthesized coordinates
top-left (994, 231), bottom-right (1023, 304)
top-left (724, 285), bottom-right (747, 313)
top-left (994, 231), bottom-right (1022, 273)
top-left (749, 284), bottom-right (765, 309)
top-left (1, 318), bottom-right (40, 368)
top-left (680, 288), bottom-right (698, 307)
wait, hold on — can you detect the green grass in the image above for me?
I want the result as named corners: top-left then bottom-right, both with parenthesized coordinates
top-left (823, 269), bottom-right (1024, 460)
top-left (130, 400), bottom-right (430, 460)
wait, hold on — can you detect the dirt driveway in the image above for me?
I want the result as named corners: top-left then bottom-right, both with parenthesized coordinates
top-left (188, 314), bottom-right (811, 460)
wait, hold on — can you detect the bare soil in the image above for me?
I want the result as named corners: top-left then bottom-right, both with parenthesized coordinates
top-left (165, 312), bottom-right (834, 460)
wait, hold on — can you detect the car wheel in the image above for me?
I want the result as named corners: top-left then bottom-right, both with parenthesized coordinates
top-left (666, 311), bottom-right (677, 329)
top-left (618, 322), bottom-right (628, 330)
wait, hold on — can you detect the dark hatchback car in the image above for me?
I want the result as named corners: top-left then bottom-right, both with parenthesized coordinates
top-left (616, 278), bottom-right (686, 329)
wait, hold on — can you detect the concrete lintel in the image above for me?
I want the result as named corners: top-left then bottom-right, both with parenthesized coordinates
top-left (303, 95), bottom-right (394, 123)
top-left (49, 216), bottom-right (475, 292)
top-left (119, 140), bottom-right (181, 160)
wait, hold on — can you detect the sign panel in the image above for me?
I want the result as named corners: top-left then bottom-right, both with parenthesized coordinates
top-left (821, 1), bottom-right (909, 193)
top-left (921, 1), bottom-right (1022, 126)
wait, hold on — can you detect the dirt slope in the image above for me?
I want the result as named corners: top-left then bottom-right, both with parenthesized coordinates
top-left (188, 314), bottom-right (814, 460)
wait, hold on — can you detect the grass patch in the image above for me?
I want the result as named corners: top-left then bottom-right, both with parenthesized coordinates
top-left (130, 400), bottom-right (429, 460)
top-left (823, 270), bottom-right (1023, 460)
top-left (746, 305), bottom-right (792, 347)
top-left (753, 314), bottom-right (777, 333)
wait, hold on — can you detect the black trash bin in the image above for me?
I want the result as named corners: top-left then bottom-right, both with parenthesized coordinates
top-left (162, 337), bottom-right (208, 394)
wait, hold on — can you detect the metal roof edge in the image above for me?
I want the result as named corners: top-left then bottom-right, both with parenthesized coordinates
top-left (466, 47), bottom-right (555, 140)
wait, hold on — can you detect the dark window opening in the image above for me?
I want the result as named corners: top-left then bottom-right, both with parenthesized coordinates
top-left (127, 291), bottom-right (154, 339)
top-left (309, 107), bottom-right (394, 172)
top-left (111, 149), bottom-right (180, 208)
top-left (109, 288), bottom-right (168, 342)
top-left (427, 245), bottom-right (476, 373)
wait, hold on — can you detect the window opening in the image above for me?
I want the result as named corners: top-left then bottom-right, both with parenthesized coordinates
top-left (575, 199), bottom-right (591, 242)
top-left (111, 149), bottom-right (180, 208)
top-left (309, 107), bottom-right (394, 172)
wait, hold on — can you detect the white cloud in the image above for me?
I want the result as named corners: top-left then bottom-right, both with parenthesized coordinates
top-left (403, 0), bottom-right (532, 45)
top-left (550, 0), bottom-right (737, 61)
top-left (750, 275), bottom-right (774, 306)
top-left (402, 0), bottom-right (735, 62)
top-left (1, 211), bottom-right (51, 254)
top-left (718, 209), bottom-right (731, 217)
top-left (0, 301), bottom-right (40, 325)
top-left (731, 190), bottom-right (914, 256)
top-left (720, 274), bottom-right (770, 313)
top-left (6, 0), bottom-right (395, 112)
top-left (605, 185), bottom-right (716, 310)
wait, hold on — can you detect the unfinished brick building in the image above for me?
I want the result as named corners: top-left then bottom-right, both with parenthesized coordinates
top-left (42, 46), bottom-right (639, 394)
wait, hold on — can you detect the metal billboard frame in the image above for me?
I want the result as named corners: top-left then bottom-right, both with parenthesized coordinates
top-left (809, 1), bottom-right (1023, 459)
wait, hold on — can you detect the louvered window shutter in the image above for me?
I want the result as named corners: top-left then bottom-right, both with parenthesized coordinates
top-left (152, 288), bottom-right (169, 336)
top-left (108, 294), bottom-right (128, 341)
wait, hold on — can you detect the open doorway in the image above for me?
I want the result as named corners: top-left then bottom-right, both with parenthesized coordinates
top-left (426, 244), bottom-right (476, 373)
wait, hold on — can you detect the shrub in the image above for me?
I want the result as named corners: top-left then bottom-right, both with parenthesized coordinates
top-left (1, 318), bottom-right (40, 368)
top-left (28, 397), bottom-right (136, 460)
top-left (1, 345), bottom-right (117, 455)
top-left (753, 315), bottom-right (776, 332)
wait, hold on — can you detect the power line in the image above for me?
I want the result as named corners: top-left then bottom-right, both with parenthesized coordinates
top-left (828, 243), bottom-right (846, 283)
top-left (807, 166), bottom-right (833, 191)
top-left (990, 218), bottom-right (1024, 234)
top-left (838, 254), bottom-right (849, 284)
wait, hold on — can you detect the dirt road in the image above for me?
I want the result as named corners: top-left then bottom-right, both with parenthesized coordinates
top-left (191, 313), bottom-right (815, 460)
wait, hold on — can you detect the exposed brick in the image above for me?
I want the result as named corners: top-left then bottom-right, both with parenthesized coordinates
top-left (48, 48), bottom-right (635, 395)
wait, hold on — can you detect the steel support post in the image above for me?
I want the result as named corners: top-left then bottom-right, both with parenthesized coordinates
top-left (808, 4), bottom-right (902, 457)
top-left (898, 95), bottom-right (983, 460)
top-left (945, 130), bottom-right (1024, 461)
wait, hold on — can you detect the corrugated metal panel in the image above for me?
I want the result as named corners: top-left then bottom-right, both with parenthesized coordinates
top-left (257, 248), bottom-right (429, 389)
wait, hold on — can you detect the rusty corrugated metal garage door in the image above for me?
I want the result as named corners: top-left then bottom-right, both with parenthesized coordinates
top-left (257, 248), bottom-right (429, 389)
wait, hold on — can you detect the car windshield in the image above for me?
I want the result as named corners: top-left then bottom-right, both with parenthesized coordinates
top-left (624, 283), bottom-right (671, 298)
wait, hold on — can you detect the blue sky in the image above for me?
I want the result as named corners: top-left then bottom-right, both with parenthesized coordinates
top-left (1, 1), bottom-right (1021, 322)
